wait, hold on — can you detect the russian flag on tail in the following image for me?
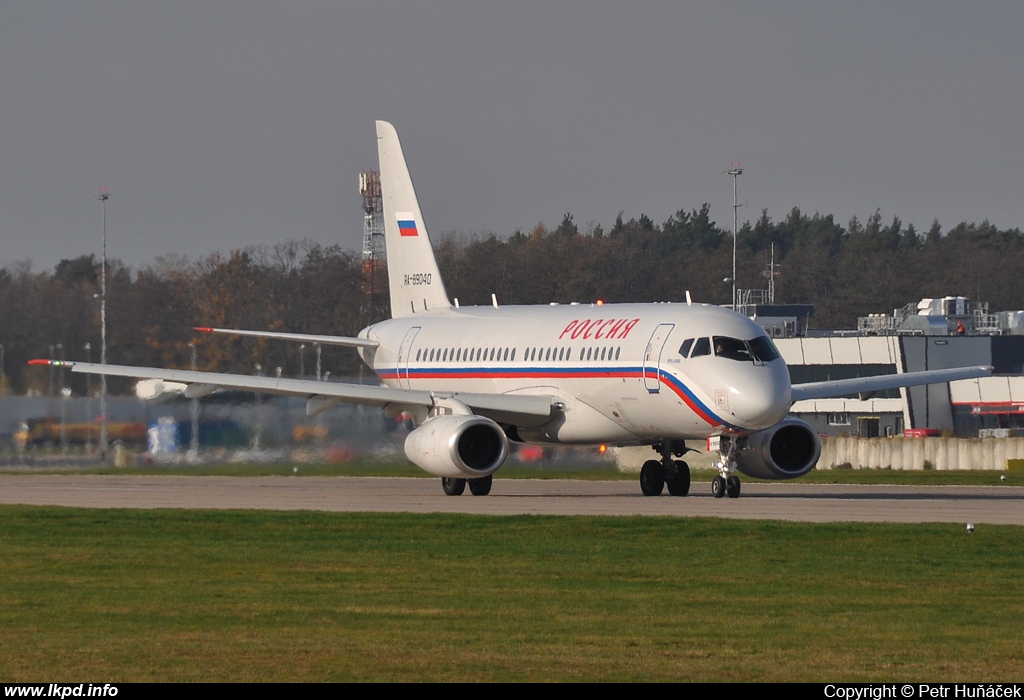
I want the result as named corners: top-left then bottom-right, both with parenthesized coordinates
top-left (397, 213), bottom-right (419, 237)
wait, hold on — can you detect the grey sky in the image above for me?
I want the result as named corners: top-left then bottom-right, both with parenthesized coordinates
top-left (1, 2), bottom-right (1021, 271)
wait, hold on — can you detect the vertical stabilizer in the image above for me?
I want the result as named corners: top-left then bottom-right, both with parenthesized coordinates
top-left (376, 120), bottom-right (451, 318)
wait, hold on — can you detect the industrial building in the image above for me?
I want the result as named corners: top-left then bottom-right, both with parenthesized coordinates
top-left (752, 297), bottom-right (1024, 438)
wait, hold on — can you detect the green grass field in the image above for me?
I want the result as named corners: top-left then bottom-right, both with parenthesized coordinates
top-left (1, 506), bottom-right (1021, 682)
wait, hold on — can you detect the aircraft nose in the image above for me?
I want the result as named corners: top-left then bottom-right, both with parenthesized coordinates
top-left (728, 367), bottom-right (791, 431)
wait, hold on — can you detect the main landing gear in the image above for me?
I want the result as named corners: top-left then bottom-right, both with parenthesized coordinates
top-left (639, 442), bottom-right (691, 497)
top-left (638, 438), bottom-right (744, 499)
top-left (441, 474), bottom-right (492, 496)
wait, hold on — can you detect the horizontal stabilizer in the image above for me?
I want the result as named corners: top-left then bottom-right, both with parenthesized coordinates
top-left (791, 365), bottom-right (992, 402)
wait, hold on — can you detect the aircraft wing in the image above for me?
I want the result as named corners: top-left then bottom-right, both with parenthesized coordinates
top-left (44, 361), bottom-right (555, 426)
top-left (194, 326), bottom-right (378, 349)
top-left (790, 365), bottom-right (992, 402)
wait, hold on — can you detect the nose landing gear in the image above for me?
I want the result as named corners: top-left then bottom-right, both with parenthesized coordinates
top-left (711, 474), bottom-right (741, 499)
top-left (711, 435), bottom-right (742, 499)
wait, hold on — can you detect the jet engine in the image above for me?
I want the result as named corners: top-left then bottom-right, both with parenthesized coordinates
top-left (404, 415), bottom-right (509, 478)
top-left (733, 417), bottom-right (821, 480)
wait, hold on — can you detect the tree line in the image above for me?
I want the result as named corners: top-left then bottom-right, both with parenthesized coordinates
top-left (437, 207), bottom-right (1022, 328)
top-left (2, 206), bottom-right (1021, 396)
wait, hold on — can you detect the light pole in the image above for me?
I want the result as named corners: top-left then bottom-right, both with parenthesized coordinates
top-left (97, 188), bottom-right (109, 459)
top-left (57, 343), bottom-right (64, 389)
top-left (725, 165), bottom-right (743, 310)
top-left (57, 343), bottom-right (67, 457)
top-left (253, 363), bottom-right (263, 451)
top-left (48, 345), bottom-right (55, 398)
top-left (189, 342), bottom-right (199, 460)
top-left (84, 342), bottom-right (92, 451)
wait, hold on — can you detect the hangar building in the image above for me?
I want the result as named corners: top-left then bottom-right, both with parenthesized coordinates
top-left (755, 297), bottom-right (1024, 438)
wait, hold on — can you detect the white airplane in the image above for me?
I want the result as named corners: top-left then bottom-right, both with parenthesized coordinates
top-left (40, 121), bottom-right (990, 498)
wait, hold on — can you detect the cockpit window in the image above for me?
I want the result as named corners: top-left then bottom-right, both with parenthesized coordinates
top-left (712, 335), bottom-right (781, 364)
top-left (691, 337), bottom-right (711, 357)
top-left (713, 336), bottom-right (752, 361)
top-left (748, 336), bottom-right (781, 362)
top-left (679, 338), bottom-right (694, 357)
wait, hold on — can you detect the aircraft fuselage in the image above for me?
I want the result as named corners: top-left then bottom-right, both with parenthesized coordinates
top-left (361, 301), bottom-right (792, 446)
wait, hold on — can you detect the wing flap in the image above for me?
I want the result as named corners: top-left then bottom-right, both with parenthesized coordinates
top-left (791, 365), bottom-right (992, 402)
top-left (444, 392), bottom-right (555, 428)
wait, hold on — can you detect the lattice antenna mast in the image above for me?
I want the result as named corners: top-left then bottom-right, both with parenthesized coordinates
top-left (359, 170), bottom-right (387, 315)
top-left (759, 241), bottom-right (781, 304)
top-left (359, 170), bottom-right (385, 261)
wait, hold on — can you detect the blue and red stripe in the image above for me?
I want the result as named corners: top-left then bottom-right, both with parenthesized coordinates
top-left (376, 365), bottom-right (740, 431)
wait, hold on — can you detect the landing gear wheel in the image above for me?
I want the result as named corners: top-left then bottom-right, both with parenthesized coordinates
top-left (640, 460), bottom-right (665, 496)
top-left (726, 475), bottom-right (741, 499)
top-left (469, 474), bottom-right (493, 496)
top-left (711, 475), bottom-right (727, 499)
top-left (666, 460), bottom-right (691, 496)
top-left (442, 477), bottom-right (466, 496)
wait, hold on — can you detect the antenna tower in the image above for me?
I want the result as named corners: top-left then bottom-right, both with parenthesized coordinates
top-left (359, 170), bottom-right (387, 306)
top-left (762, 242), bottom-right (781, 304)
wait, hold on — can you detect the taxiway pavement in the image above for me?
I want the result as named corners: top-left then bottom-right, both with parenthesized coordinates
top-left (1, 475), bottom-right (1021, 524)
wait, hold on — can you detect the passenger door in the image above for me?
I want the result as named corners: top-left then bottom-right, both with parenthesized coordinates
top-left (643, 323), bottom-right (675, 393)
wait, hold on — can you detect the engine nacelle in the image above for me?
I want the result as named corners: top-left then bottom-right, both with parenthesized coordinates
top-left (733, 417), bottom-right (821, 480)
top-left (404, 415), bottom-right (509, 478)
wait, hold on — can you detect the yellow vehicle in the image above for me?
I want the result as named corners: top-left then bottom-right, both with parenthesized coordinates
top-left (14, 418), bottom-right (147, 449)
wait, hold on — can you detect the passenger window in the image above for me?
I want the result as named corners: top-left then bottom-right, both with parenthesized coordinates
top-left (691, 337), bottom-right (711, 357)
